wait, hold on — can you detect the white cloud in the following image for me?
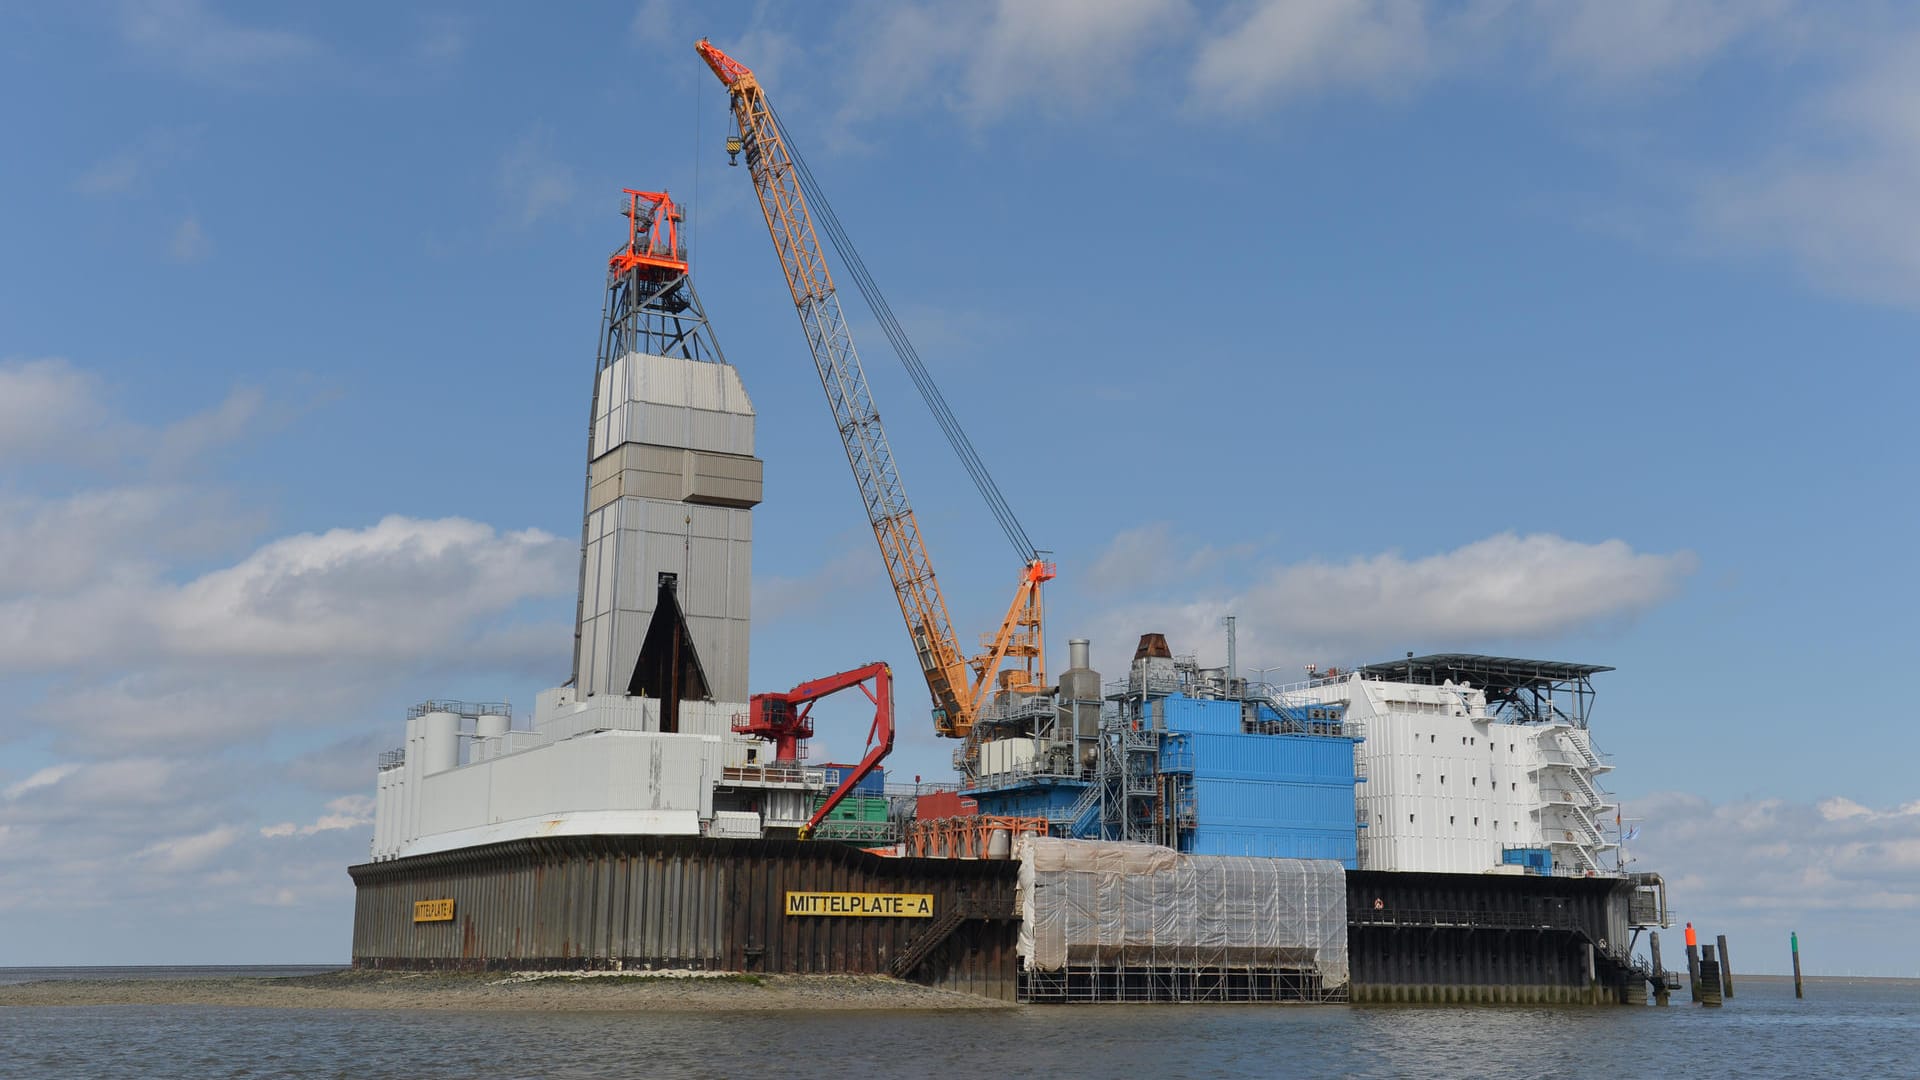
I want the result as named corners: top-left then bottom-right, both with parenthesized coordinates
top-left (170, 214), bottom-right (209, 262)
top-left (1256, 532), bottom-right (1696, 641)
top-left (74, 127), bottom-right (200, 196)
top-left (1528, 0), bottom-right (1795, 86)
top-left (1696, 28), bottom-right (1920, 307)
top-left (0, 358), bottom-right (100, 461)
top-left (1193, 0), bottom-right (1431, 108)
top-left (1629, 792), bottom-right (1920, 973)
top-left (804, 2), bottom-right (1920, 307)
top-left (499, 129), bottom-right (576, 228)
top-left (0, 360), bottom-right (263, 470)
top-left (0, 514), bottom-right (572, 670)
top-left (1082, 528), bottom-right (1694, 670)
top-left (44, 673), bottom-right (365, 749)
top-left (0, 361), bottom-right (575, 932)
top-left (754, 546), bottom-right (886, 625)
top-left (960, 0), bottom-right (1189, 117)
top-left (0, 485), bottom-right (246, 593)
top-left (1084, 522), bottom-right (1256, 594)
top-left (0, 368), bottom-right (573, 686)
top-left (261, 794), bottom-right (374, 838)
top-left (832, 0), bottom-right (1785, 127)
top-left (1, 759), bottom-right (207, 819)
top-left (152, 386), bottom-right (262, 465)
top-left (629, 0), bottom-right (676, 49)
top-left (3, 764), bottom-right (81, 801)
top-left (138, 824), bottom-right (241, 872)
top-left (119, 0), bottom-right (322, 85)
top-left (817, 0), bottom-right (1185, 132)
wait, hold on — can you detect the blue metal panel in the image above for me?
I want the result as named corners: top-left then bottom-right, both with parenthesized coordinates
top-left (1160, 695), bottom-right (1243, 735)
top-left (1187, 732), bottom-right (1356, 784)
top-left (1502, 846), bottom-right (1552, 872)
top-left (1192, 778), bottom-right (1353, 827)
top-left (818, 764), bottom-right (885, 796)
top-left (1188, 824), bottom-right (1358, 866)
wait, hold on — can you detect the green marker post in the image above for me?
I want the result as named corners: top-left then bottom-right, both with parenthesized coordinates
top-left (1790, 931), bottom-right (1804, 999)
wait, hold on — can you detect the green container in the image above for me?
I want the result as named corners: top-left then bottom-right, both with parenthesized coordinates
top-left (814, 795), bottom-right (890, 822)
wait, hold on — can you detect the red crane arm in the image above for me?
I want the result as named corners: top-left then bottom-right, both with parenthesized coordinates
top-left (739, 663), bottom-right (895, 838)
top-left (796, 662), bottom-right (892, 837)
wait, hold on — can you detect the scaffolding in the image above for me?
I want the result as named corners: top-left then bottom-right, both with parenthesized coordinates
top-left (1015, 837), bottom-right (1348, 1003)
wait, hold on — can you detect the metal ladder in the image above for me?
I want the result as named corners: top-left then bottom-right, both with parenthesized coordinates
top-left (1564, 765), bottom-right (1603, 808)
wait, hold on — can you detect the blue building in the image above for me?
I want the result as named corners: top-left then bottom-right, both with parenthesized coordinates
top-left (1158, 695), bottom-right (1361, 868)
top-left (958, 638), bottom-right (1361, 867)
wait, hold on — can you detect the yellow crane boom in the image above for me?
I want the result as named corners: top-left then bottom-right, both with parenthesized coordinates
top-left (697, 38), bottom-right (1051, 743)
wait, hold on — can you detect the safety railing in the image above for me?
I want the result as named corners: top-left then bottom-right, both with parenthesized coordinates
top-left (720, 764), bottom-right (825, 787)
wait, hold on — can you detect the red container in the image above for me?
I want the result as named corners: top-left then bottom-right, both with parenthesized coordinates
top-left (915, 791), bottom-right (978, 819)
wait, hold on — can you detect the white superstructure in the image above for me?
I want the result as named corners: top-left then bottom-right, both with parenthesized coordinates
top-left (369, 320), bottom-right (815, 862)
top-left (1290, 659), bottom-right (1618, 875)
top-left (370, 691), bottom-right (821, 860)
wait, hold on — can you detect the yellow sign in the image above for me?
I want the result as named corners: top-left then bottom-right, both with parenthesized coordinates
top-left (785, 891), bottom-right (934, 918)
top-left (413, 898), bottom-right (455, 923)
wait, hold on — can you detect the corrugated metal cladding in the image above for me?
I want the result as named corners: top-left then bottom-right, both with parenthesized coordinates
top-left (350, 836), bottom-right (1019, 1000)
top-left (1346, 870), bottom-right (1636, 1004)
top-left (1167, 716), bottom-right (1361, 868)
top-left (1160, 696), bottom-right (1242, 735)
top-left (1184, 732), bottom-right (1353, 783)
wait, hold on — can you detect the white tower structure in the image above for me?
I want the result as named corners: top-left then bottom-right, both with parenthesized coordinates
top-left (570, 189), bottom-right (761, 705)
top-left (573, 349), bottom-right (760, 703)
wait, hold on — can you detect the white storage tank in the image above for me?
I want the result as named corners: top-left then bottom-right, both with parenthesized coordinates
top-left (474, 712), bottom-right (509, 764)
top-left (421, 711), bottom-right (460, 774)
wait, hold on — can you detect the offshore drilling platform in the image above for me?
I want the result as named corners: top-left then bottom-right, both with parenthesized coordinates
top-left (350, 40), bottom-right (1674, 1005)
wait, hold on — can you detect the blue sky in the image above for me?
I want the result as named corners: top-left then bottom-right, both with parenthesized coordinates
top-left (2, 1), bottom-right (1916, 974)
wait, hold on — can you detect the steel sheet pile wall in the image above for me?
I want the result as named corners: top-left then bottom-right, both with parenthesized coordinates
top-left (1016, 837), bottom-right (1347, 1002)
top-left (350, 836), bottom-right (1019, 999)
top-left (1347, 869), bottom-right (1633, 1004)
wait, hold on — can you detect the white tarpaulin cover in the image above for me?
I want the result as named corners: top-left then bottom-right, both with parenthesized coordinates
top-left (1016, 837), bottom-right (1348, 988)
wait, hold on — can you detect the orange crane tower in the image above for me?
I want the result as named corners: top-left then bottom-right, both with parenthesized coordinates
top-left (696, 39), bottom-right (1053, 749)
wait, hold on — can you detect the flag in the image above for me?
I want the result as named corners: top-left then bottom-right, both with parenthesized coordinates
top-left (1622, 825), bottom-right (1640, 842)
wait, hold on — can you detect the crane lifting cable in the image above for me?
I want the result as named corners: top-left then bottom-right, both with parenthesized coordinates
top-left (766, 101), bottom-right (1036, 564)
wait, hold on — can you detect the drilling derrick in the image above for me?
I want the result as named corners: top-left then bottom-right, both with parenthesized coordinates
top-left (572, 189), bottom-right (762, 706)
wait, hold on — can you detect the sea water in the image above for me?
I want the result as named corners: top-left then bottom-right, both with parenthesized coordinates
top-left (2, 972), bottom-right (1912, 1078)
